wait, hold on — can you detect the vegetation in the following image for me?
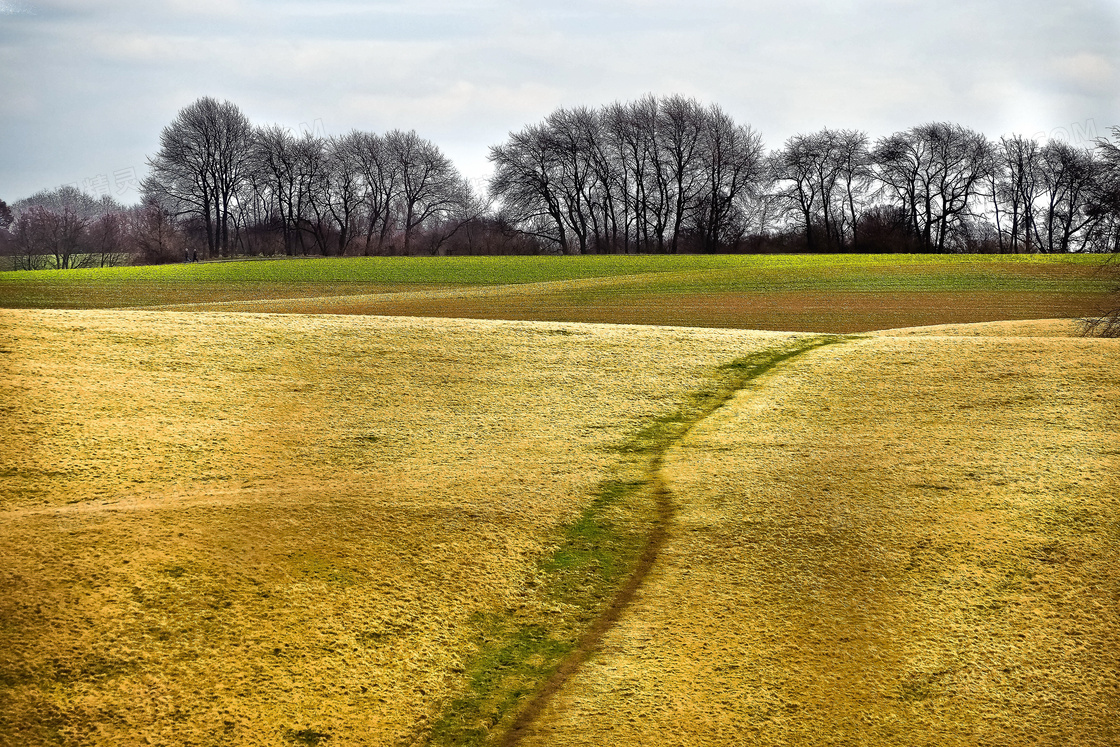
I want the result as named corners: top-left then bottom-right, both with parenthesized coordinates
top-left (0, 251), bottom-right (1108, 295)
top-left (0, 309), bottom-right (791, 746)
top-left (1, 236), bottom-right (1116, 744)
top-left (3, 309), bottom-right (1115, 745)
top-left (1, 253), bottom-right (1111, 333)
top-left (430, 336), bottom-right (844, 745)
top-left (519, 331), bottom-right (1120, 746)
top-left (492, 114), bottom-right (1120, 255)
top-left (3, 99), bottom-right (1119, 265)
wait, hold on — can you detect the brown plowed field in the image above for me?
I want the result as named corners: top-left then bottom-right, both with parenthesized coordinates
top-left (520, 330), bottom-right (1120, 746)
top-left (159, 289), bottom-right (1108, 333)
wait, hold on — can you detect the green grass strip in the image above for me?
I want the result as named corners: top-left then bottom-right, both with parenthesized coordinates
top-left (426, 334), bottom-right (848, 746)
top-left (1, 254), bottom-right (1109, 310)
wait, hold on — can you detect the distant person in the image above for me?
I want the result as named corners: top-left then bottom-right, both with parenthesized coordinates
top-left (192, 249), bottom-right (198, 263)
top-left (185, 249), bottom-right (190, 263)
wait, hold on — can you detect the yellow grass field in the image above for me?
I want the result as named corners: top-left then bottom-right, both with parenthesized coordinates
top-left (520, 328), bottom-right (1120, 746)
top-left (2, 300), bottom-right (1118, 745)
top-left (0, 309), bottom-right (794, 745)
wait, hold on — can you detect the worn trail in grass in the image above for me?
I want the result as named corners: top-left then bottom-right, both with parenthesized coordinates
top-left (521, 326), bottom-right (1120, 746)
top-left (426, 335), bottom-right (845, 746)
top-left (0, 309), bottom-right (799, 746)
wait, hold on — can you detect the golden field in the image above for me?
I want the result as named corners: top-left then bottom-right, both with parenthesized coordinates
top-left (1, 301), bottom-right (1117, 746)
top-left (521, 326), bottom-right (1120, 746)
top-left (0, 309), bottom-right (793, 745)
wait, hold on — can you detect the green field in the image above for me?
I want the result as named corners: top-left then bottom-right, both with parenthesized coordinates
top-left (0, 254), bottom-right (1112, 332)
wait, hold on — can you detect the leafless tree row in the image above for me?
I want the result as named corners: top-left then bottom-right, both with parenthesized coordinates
top-left (141, 97), bottom-right (481, 259)
top-left (490, 96), bottom-right (768, 254)
top-left (4, 97), bottom-right (1120, 267)
top-left (491, 103), bottom-right (1120, 255)
top-left (0, 187), bottom-right (182, 270)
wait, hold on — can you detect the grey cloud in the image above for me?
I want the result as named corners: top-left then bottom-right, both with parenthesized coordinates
top-left (1, 0), bottom-right (1117, 203)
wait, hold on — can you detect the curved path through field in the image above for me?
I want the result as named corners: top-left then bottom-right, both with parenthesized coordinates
top-left (498, 337), bottom-right (846, 746)
top-left (0, 310), bottom-right (797, 747)
top-left (516, 327), bottom-right (1120, 746)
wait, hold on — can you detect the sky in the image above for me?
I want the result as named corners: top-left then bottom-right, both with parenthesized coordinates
top-left (1, 0), bottom-right (1118, 205)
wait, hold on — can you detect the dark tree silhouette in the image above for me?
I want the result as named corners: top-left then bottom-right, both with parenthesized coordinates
top-left (1082, 127), bottom-right (1120, 337)
top-left (143, 97), bottom-right (253, 258)
top-left (873, 123), bottom-right (994, 253)
top-left (489, 96), bottom-right (767, 254)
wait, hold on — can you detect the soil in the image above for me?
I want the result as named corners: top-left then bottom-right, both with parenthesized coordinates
top-left (156, 288), bottom-right (1110, 334)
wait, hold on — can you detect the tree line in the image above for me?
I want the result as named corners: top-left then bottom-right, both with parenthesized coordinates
top-left (492, 97), bottom-right (1120, 255)
top-left (3, 95), bottom-right (1120, 270)
top-left (0, 187), bottom-right (185, 270)
top-left (140, 98), bottom-right (493, 259)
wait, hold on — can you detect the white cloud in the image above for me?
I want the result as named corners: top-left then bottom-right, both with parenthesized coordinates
top-left (1053, 52), bottom-right (1117, 92)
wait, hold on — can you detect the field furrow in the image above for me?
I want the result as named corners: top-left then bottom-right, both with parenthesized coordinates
top-left (2, 254), bottom-right (1113, 334)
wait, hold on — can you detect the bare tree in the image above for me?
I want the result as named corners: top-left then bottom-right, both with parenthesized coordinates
top-left (690, 105), bottom-right (767, 252)
top-left (774, 130), bottom-right (872, 251)
top-left (6, 186), bottom-right (129, 269)
top-left (874, 123), bottom-right (994, 252)
top-left (0, 200), bottom-right (11, 269)
top-left (388, 130), bottom-right (474, 255)
top-left (988, 135), bottom-right (1042, 253)
top-left (322, 134), bottom-right (365, 255)
top-left (11, 205), bottom-right (89, 269)
top-left (631, 96), bottom-right (673, 252)
top-left (1088, 127), bottom-right (1120, 254)
top-left (348, 131), bottom-right (401, 254)
top-left (490, 96), bottom-right (769, 255)
top-left (87, 212), bottom-right (128, 267)
top-left (490, 123), bottom-right (572, 253)
top-left (251, 125), bottom-right (306, 255)
top-left (542, 107), bottom-right (601, 254)
top-left (773, 128), bottom-right (874, 252)
top-left (143, 97), bottom-right (253, 258)
top-left (130, 201), bottom-right (181, 264)
top-left (658, 95), bottom-right (707, 253)
top-left (772, 134), bottom-right (824, 250)
top-left (833, 130), bottom-right (875, 250)
top-left (292, 134), bottom-right (336, 254)
top-left (1035, 141), bottom-right (1101, 253)
top-left (1082, 127), bottom-right (1120, 337)
top-left (604, 98), bottom-right (655, 252)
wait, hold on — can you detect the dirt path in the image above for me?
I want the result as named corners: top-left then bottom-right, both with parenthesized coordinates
top-left (497, 471), bottom-right (674, 747)
top-left (498, 336), bottom-right (845, 746)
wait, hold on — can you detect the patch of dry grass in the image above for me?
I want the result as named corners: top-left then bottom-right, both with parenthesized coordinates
top-left (876, 318), bottom-right (1087, 337)
top-left (522, 332), bottom-right (1120, 745)
top-left (0, 309), bottom-right (791, 746)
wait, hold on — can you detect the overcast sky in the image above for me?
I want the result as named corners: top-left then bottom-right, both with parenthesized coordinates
top-left (1, 0), bottom-right (1118, 204)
